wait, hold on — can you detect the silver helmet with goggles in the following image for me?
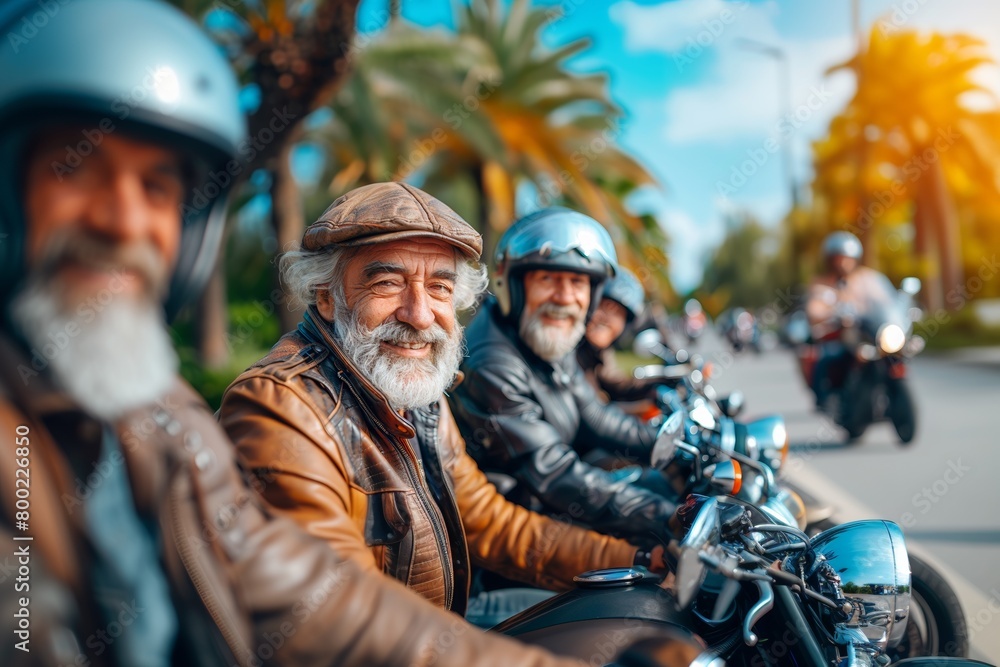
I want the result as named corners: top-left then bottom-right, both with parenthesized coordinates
top-left (493, 207), bottom-right (618, 322)
top-left (0, 0), bottom-right (245, 320)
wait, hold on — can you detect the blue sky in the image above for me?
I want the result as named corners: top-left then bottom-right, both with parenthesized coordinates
top-left (353, 0), bottom-right (1000, 291)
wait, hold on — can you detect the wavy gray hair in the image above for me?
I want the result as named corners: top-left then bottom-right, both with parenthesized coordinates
top-left (279, 244), bottom-right (489, 313)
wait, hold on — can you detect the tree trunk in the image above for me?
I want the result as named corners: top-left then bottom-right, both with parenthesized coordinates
top-left (196, 259), bottom-right (230, 369)
top-left (473, 162), bottom-right (495, 264)
top-left (191, 0), bottom-right (361, 368)
top-left (925, 159), bottom-right (963, 311)
top-left (271, 136), bottom-right (307, 335)
top-left (914, 160), bottom-right (962, 313)
top-left (911, 194), bottom-right (940, 313)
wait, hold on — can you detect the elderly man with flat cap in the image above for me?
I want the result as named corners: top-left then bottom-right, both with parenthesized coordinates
top-left (219, 183), bottom-right (681, 633)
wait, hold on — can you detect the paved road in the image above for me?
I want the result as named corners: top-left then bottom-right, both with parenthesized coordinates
top-left (693, 332), bottom-right (1000, 661)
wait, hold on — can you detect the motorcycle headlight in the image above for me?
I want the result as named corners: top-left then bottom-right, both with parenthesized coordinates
top-left (806, 520), bottom-right (911, 650)
top-left (743, 416), bottom-right (789, 474)
top-left (877, 324), bottom-right (906, 355)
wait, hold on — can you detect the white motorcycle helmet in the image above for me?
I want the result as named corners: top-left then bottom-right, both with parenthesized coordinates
top-left (0, 0), bottom-right (246, 319)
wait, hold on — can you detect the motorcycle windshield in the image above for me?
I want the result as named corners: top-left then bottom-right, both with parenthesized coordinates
top-left (854, 272), bottom-right (911, 336)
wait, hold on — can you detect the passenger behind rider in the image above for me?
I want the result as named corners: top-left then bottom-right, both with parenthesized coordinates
top-left (576, 267), bottom-right (666, 405)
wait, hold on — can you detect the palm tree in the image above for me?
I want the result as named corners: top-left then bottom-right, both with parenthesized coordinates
top-left (812, 27), bottom-right (999, 311)
top-left (310, 0), bottom-right (673, 300)
top-left (169, 0), bottom-right (362, 363)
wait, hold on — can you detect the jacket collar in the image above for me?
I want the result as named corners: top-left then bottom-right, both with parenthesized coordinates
top-left (299, 307), bottom-right (416, 439)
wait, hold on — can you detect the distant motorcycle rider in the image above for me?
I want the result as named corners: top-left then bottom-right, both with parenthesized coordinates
top-left (806, 231), bottom-right (890, 407)
top-left (450, 208), bottom-right (678, 549)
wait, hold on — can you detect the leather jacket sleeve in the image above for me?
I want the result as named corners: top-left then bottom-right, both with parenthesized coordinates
top-left (453, 360), bottom-right (675, 541)
top-left (567, 361), bottom-right (656, 459)
top-left (220, 374), bottom-right (382, 572)
top-left (0, 386), bottom-right (588, 667)
top-left (594, 348), bottom-right (662, 403)
top-left (438, 399), bottom-right (637, 588)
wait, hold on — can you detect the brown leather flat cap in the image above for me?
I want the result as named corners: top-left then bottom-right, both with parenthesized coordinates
top-left (302, 182), bottom-right (483, 260)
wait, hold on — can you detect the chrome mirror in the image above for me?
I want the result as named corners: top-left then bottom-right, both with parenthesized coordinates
top-left (718, 391), bottom-right (745, 418)
top-left (650, 410), bottom-right (684, 470)
top-left (676, 498), bottom-right (721, 609)
top-left (633, 328), bottom-right (665, 358)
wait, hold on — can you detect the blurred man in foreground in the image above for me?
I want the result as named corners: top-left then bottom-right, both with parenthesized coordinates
top-left (0, 2), bottom-right (630, 665)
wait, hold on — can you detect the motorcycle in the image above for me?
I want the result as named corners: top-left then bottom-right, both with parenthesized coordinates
top-left (717, 308), bottom-right (761, 354)
top-left (623, 338), bottom-right (969, 662)
top-left (631, 328), bottom-right (747, 420)
top-left (788, 276), bottom-right (924, 443)
top-left (682, 299), bottom-right (708, 346)
top-left (496, 417), bottom-right (983, 666)
top-left (642, 396), bottom-right (969, 661)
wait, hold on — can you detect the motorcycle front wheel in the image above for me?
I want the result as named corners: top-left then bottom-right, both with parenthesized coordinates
top-left (888, 379), bottom-right (917, 444)
top-left (838, 369), bottom-right (871, 442)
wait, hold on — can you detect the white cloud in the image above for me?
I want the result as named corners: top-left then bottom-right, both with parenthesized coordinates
top-left (610, 0), bottom-right (854, 144)
top-left (610, 0), bottom-right (766, 54)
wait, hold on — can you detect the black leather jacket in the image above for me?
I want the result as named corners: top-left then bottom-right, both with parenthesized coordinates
top-left (450, 299), bottom-right (676, 540)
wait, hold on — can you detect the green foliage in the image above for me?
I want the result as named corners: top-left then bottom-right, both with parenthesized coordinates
top-left (700, 210), bottom-right (796, 314)
top-left (916, 306), bottom-right (1000, 350)
top-left (174, 300), bottom-right (281, 410)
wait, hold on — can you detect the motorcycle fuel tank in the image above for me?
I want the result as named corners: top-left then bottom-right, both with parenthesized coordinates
top-left (494, 568), bottom-right (699, 662)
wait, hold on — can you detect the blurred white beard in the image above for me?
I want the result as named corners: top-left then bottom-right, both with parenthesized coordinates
top-left (519, 302), bottom-right (586, 362)
top-left (10, 280), bottom-right (177, 422)
top-left (334, 301), bottom-right (463, 411)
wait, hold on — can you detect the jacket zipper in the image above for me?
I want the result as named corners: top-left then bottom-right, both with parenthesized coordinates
top-left (168, 471), bottom-right (246, 666)
top-left (338, 372), bottom-right (455, 609)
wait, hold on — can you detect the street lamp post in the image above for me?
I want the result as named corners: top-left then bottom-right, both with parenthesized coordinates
top-left (735, 37), bottom-right (801, 283)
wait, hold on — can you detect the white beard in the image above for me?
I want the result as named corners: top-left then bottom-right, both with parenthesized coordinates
top-left (519, 304), bottom-right (586, 362)
top-left (10, 281), bottom-right (177, 422)
top-left (334, 305), bottom-right (464, 411)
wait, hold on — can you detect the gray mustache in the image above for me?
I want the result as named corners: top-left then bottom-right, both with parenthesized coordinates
top-left (371, 320), bottom-right (449, 346)
top-left (536, 302), bottom-right (585, 320)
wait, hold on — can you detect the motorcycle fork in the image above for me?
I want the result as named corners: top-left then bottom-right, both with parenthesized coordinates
top-left (747, 585), bottom-right (828, 666)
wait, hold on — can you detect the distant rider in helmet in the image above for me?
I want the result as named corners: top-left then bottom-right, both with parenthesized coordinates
top-left (806, 231), bottom-right (889, 408)
top-left (450, 208), bottom-right (678, 554)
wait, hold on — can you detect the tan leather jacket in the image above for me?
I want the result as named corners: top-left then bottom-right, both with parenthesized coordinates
top-left (219, 310), bottom-right (638, 615)
top-left (0, 334), bottom-right (584, 667)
